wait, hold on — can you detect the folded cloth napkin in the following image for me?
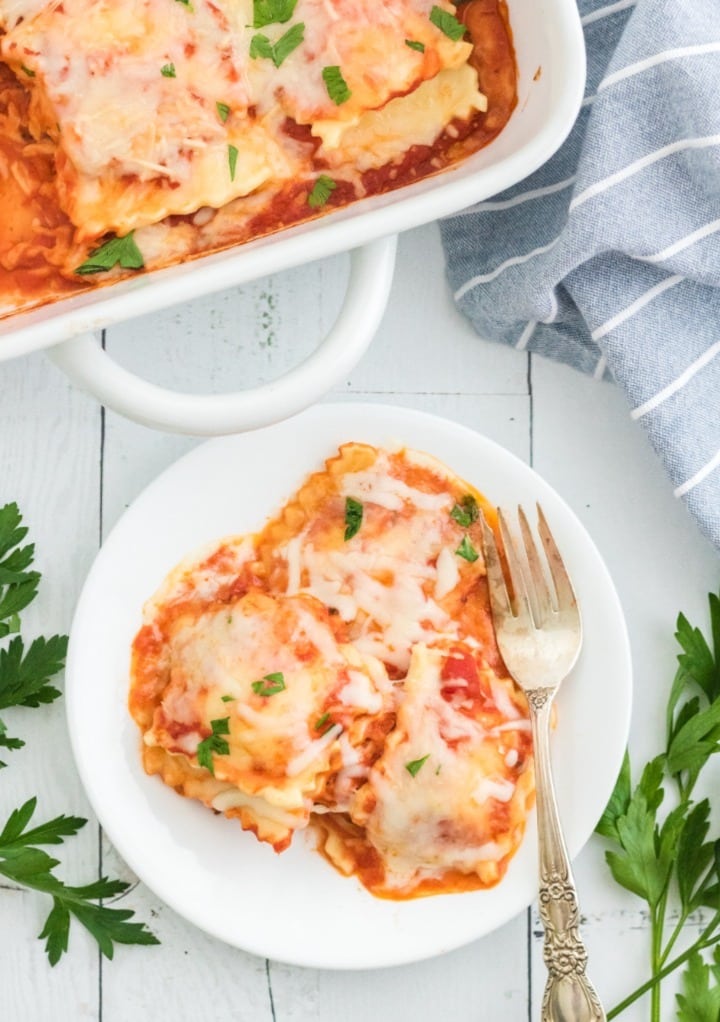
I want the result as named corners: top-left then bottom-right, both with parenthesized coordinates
top-left (441, 0), bottom-right (720, 552)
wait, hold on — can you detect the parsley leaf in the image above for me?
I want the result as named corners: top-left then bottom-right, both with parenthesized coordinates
top-left (307, 175), bottom-right (337, 209)
top-left (455, 536), bottom-right (479, 562)
top-left (250, 22), bottom-right (304, 68)
top-left (405, 755), bottom-right (430, 778)
top-left (272, 22), bottom-right (304, 67)
top-left (676, 950), bottom-right (720, 1022)
top-left (75, 233), bottom-right (144, 275)
top-left (344, 497), bottom-right (363, 541)
top-left (429, 5), bottom-right (466, 41)
top-left (405, 39), bottom-right (425, 53)
top-left (252, 0), bottom-right (297, 28)
top-left (160, 63), bottom-right (176, 77)
top-left (250, 33), bottom-right (274, 61)
top-left (21, 64), bottom-right (35, 77)
top-left (450, 494), bottom-right (479, 528)
top-left (251, 672), bottom-right (286, 697)
top-left (322, 65), bottom-right (351, 105)
top-left (0, 503), bottom-right (39, 638)
top-left (216, 101), bottom-right (231, 122)
top-left (228, 144), bottom-right (239, 181)
top-left (0, 635), bottom-right (67, 712)
top-left (0, 505), bottom-right (65, 765)
top-left (196, 717), bottom-right (231, 774)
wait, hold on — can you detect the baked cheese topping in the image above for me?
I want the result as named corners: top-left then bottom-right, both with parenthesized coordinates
top-left (129, 443), bottom-right (534, 898)
top-left (348, 642), bottom-right (532, 892)
top-left (141, 590), bottom-right (392, 850)
top-left (0, 0), bottom-right (484, 239)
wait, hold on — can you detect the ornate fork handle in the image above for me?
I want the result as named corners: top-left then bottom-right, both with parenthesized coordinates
top-left (528, 689), bottom-right (606, 1022)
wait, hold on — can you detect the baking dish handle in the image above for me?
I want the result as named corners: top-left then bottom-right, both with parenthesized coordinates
top-left (47, 236), bottom-right (397, 435)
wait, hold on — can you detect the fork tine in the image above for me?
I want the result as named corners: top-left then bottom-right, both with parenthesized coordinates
top-left (536, 503), bottom-right (577, 612)
top-left (479, 511), bottom-right (512, 623)
top-left (517, 506), bottom-right (554, 625)
top-left (497, 508), bottom-right (533, 624)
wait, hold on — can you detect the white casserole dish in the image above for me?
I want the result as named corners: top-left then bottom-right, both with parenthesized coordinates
top-left (0, 0), bottom-right (585, 434)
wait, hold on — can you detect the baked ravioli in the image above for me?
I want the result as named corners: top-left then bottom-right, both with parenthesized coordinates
top-left (0, 0), bottom-right (516, 316)
top-left (129, 443), bottom-right (534, 899)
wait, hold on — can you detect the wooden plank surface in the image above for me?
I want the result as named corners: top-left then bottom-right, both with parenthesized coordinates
top-left (0, 223), bottom-right (717, 1022)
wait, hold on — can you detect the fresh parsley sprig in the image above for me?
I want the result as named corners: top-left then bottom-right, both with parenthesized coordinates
top-left (0, 502), bottom-right (158, 964)
top-left (0, 798), bottom-right (159, 964)
top-left (597, 591), bottom-right (720, 1021)
top-left (0, 503), bottom-right (65, 766)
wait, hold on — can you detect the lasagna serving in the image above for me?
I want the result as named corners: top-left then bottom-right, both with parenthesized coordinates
top-left (0, 0), bottom-right (516, 319)
top-left (130, 443), bottom-right (534, 899)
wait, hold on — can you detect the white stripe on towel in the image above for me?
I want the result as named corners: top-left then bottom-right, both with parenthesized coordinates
top-left (581, 0), bottom-right (636, 26)
top-left (632, 339), bottom-right (720, 421)
top-left (591, 275), bottom-right (683, 341)
top-left (599, 42), bottom-right (720, 92)
top-left (593, 355), bottom-right (608, 379)
top-left (454, 237), bottom-right (562, 299)
top-left (452, 176), bottom-right (577, 215)
top-left (570, 134), bottom-right (720, 211)
top-left (515, 320), bottom-right (538, 351)
top-left (541, 292), bottom-right (559, 324)
top-left (675, 447), bottom-right (720, 498)
top-left (645, 218), bottom-right (720, 264)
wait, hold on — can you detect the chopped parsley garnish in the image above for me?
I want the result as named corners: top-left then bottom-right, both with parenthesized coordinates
top-left (429, 5), bottom-right (466, 41)
top-left (250, 22), bottom-right (304, 67)
top-left (307, 175), bottom-right (337, 209)
top-left (160, 63), bottom-right (176, 78)
top-left (404, 39), bottom-right (425, 53)
top-left (456, 536), bottom-right (479, 562)
top-left (405, 755), bottom-right (430, 778)
top-left (20, 65), bottom-right (35, 77)
top-left (220, 694), bottom-right (235, 702)
top-left (75, 232), bottom-right (144, 275)
top-left (228, 144), bottom-right (239, 181)
top-left (196, 717), bottom-right (230, 775)
top-left (175, 0), bottom-right (194, 8)
top-left (252, 0), bottom-right (297, 28)
top-left (216, 101), bottom-right (231, 123)
top-left (314, 712), bottom-right (331, 733)
top-left (251, 672), bottom-right (286, 697)
top-left (344, 497), bottom-right (363, 541)
top-left (450, 494), bottom-right (479, 528)
top-left (322, 65), bottom-right (351, 105)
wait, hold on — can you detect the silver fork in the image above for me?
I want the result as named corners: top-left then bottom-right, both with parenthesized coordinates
top-left (480, 505), bottom-right (605, 1022)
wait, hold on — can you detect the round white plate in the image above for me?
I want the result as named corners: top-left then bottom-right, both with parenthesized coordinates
top-left (65, 402), bottom-right (632, 970)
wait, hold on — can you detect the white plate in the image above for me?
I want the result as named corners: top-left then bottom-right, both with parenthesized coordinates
top-left (65, 402), bottom-right (631, 970)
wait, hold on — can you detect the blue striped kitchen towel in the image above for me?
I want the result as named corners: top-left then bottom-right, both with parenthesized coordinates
top-left (440, 0), bottom-right (720, 552)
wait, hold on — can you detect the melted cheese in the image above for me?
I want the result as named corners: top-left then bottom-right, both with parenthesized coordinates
top-left (129, 442), bottom-right (534, 898)
top-left (0, 0), bottom-right (486, 241)
top-left (350, 643), bottom-right (533, 889)
top-left (140, 590), bottom-right (392, 848)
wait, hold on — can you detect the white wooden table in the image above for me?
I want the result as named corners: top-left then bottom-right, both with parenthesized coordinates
top-left (2, 223), bottom-right (717, 1022)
